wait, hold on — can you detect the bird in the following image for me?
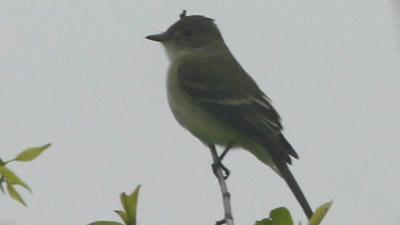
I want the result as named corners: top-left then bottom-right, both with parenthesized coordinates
top-left (146, 11), bottom-right (313, 219)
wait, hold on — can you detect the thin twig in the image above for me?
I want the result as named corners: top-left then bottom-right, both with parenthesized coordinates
top-left (209, 145), bottom-right (234, 225)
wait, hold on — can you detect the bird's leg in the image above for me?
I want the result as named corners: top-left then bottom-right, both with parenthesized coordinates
top-left (218, 142), bottom-right (234, 162)
top-left (209, 142), bottom-right (234, 179)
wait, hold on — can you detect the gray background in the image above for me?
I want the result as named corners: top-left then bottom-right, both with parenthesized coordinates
top-left (1, 1), bottom-right (399, 225)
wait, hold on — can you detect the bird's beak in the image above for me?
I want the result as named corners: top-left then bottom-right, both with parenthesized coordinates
top-left (146, 33), bottom-right (169, 42)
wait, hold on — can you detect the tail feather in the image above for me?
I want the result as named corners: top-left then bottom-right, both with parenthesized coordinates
top-left (275, 160), bottom-right (313, 219)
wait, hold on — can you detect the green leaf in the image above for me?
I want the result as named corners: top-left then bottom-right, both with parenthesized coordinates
top-left (0, 182), bottom-right (5, 194)
top-left (127, 185), bottom-right (140, 223)
top-left (120, 185), bottom-right (141, 225)
top-left (14, 143), bottom-right (51, 162)
top-left (0, 176), bottom-right (5, 194)
top-left (255, 207), bottom-right (293, 225)
top-left (255, 218), bottom-right (273, 225)
top-left (308, 201), bottom-right (333, 225)
top-left (7, 183), bottom-right (27, 206)
top-left (87, 221), bottom-right (124, 225)
top-left (0, 166), bottom-right (31, 192)
top-left (114, 210), bottom-right (128, 224)
top-left (270, 207), bottom-right (293, 225)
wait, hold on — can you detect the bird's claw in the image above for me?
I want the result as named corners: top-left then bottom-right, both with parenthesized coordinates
top-left (212, 161), bottom-right (230, 180)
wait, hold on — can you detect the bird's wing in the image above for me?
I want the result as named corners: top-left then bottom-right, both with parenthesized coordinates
top-left (177, 59), bottom-right (298, 163)
top-left (177, 59), bottom-right (311, 218)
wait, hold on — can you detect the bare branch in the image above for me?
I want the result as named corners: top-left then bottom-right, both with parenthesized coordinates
top-left (209, 145), bottom-right (234, 225)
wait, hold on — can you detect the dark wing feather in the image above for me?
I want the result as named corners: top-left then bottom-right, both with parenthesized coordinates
top-left (177, 59), bottom-right (298, 163)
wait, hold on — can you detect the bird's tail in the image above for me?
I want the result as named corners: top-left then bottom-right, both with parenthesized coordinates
top-left (275, 160), bottom-right (313, 219)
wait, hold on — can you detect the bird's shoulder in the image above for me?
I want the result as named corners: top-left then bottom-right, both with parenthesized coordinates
top-left (176, 55), bottom-right (258, 98)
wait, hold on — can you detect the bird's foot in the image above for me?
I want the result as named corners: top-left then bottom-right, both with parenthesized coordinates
top-left (212, 161), bottom-right (230, 179)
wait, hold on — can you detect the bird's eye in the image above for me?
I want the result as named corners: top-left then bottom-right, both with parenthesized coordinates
top-left (182, 29), bottom-right (194, 38)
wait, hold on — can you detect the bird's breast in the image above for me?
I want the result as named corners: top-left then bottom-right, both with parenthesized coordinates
top-left (166, 62), bottom-right (237, 146)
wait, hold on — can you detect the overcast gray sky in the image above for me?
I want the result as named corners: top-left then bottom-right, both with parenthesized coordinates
top-left (1, 1), bottom-right (400, 225)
